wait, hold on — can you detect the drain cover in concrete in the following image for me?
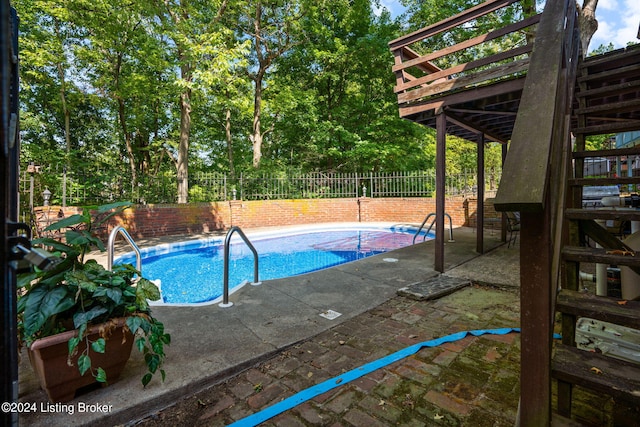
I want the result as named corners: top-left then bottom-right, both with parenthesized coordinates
top-left (319, 310), bottom-right (342, 320)
top-left (397, 275), bottom-right (470, 301)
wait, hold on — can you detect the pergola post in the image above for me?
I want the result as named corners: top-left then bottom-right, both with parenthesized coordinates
top-left (501, 143), bottom-right (508, 242)
top-left (476, 133), bottom-right (485, 253)
top-left (435, 112), bottom-right (446, 273)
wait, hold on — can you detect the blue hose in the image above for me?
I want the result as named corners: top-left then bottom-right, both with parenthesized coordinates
top-left (228, 327), bottom-right (523, 427)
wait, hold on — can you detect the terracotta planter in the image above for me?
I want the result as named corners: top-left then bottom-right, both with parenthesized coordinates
top-left (28, 317), bottom-right (134, 402)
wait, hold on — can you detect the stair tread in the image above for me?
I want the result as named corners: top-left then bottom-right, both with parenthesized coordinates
top-left (573, 79), bottom-right (640, 101)
top-left (569, 176), bottom-right (640, 187)
top-left (572, 120), bottom-right (640, 137)
top-left (565, 208), bottom-right (640, 221)
top-left (577, 44), bottom-right (640, 71)
top-left (574, 98), bottom-right (640, 116)
top-left (572, 145), bottom-right (640, 159)
top-left (562, 246), bottom-right (640, 266)
top-left (552, 343), bottom-right (640, 404)
top-left (556, 289), bottom-right (640, 330)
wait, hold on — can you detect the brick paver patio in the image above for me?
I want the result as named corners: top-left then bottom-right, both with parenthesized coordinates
top-left (138, 284), bottom-right (522, 426)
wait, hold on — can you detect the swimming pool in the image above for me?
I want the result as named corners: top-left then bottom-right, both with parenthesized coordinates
top-left (116, 223), bottom-right (433, 306)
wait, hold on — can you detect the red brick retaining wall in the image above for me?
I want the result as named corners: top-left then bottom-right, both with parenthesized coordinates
top-left (36, 197), bottom-right (500, 239)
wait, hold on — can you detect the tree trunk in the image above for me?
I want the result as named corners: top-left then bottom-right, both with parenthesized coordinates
top-left (56, 63), bottom-right (71, 160)
top-left (578, 0), bottom-right (599, 56)
top-left (225, 105), bottom-right (235, 181)
top-left (160, 1), bottom-right (195, 204)
top-left (177, 86), bottom-right (191, 203)
top-left (521, 0), bottom-right (537, 44)
top-left (251, 70), bottom-right (263, 168)
top-left (117, 97), bottom-right (138, 186)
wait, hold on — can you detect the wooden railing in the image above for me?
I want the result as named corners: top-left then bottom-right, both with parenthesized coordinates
top-left (389, 0), bottom-right (540, 119)
top-left (493, 0), bottom-right (580, 425)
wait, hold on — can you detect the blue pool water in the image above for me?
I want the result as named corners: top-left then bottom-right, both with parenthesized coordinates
top-left (116, 224), bottom-right (432, 305)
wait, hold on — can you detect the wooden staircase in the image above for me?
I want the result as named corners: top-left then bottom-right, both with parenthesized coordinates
top-left (552, 45), bottom-right (640, 424)
top-left (389, 0), bottom-right (640, 422)
top-left (491, 1), bottom-right (640, 422)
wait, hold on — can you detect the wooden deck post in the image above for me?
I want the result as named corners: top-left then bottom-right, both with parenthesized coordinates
top-left (519, 205), bottom-right (553, 426)
top-left (435, 112), bottom-right (446, 272)
top-left (477, 133), bottom-right (485, 253)
top-left (501, 143), bottom-right (508, 243)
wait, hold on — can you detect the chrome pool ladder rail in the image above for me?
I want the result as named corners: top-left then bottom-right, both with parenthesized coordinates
top-left (220, 226), bottom-right (261, 308)
top-left (413, 212), bottom-right (455, 244)
top-left (107, 226), bottom-right (142, 272)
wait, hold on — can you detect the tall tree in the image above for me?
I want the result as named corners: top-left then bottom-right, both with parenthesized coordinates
top-left (155, 0), bottom-right (245, 202)
top-left (227, 0), bottom-right (308, 168)
top-left (16, 0), bottom-right (76, 160)
top-left (71, 0), bottom-right (173, 188)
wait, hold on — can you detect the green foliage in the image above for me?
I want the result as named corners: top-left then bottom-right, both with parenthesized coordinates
top-left (15, 0), bottom-right (513, 201)
top-left (17, 202), bottom-right (170, 387)
top-left (589, 42), bottom-right (615, 56)
top-left (585, 134), bottom-right (613, 152)
top-left (262, 0), bottom-right (433, 173)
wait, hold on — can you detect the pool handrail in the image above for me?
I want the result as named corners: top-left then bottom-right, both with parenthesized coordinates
top-left (220, 226), bottom-right (260, 308)
top-left (107, 226), bottom-right (142, 272)
top-left (413, 213), bottom-right (454, 244)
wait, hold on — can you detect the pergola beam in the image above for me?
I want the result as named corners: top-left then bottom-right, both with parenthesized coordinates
top-left (445, 110), bottom-right (509, 144)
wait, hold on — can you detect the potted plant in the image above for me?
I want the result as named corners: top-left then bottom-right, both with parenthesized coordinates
top-left (17, 202), bottom-right (170, 402)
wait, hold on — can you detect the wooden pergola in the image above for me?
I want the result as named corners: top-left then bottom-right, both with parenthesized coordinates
top-left (389, 0), bottom-right (537, 271)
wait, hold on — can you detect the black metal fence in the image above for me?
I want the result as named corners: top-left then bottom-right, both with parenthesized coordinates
top-left (19, 167), bottom-right (501, 213)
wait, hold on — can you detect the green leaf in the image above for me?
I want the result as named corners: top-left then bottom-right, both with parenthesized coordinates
top-left (126, 316), bottom-right (144, 334)
top-left (31, 237), bottom-right (67, 248)
top-left (77, 323), bottom-right (87, 339)
top-left (41, 287), bottom-right (75, 315)
top-left (135, 337), bottom-right (146, 353)
top-left (68, 336), bottom-right (80, 354)
top-left (145, 353), bottom-right (160, 373)
top-left (136, 278), bottom-right (161, 303)
top-left (96, 201), bottom-right (131, 213)
top-left (20, 285), bottom-right (47, 335)
top-left (109, 275), bottom-right (127, 288)
top-left (161, 333), bottom-right (171, 345)
top-left (91, 338), bottom-right (106, 353)
top-left (93, 202), bottom-right (131, 228)
top-left (78, 354), bottom-right (91, 376)
top-left (17, 272), bottom-right (39, 289)
top-left (65, 230), bottom-right (92, 246)
top-left (105, 287), bottom-right (122, 304)
top-left (95, 367), bottom-right (107, 383)
top-left (141, 373), bottom-right (152, 388)
top-left (151, 338), bottom-right (164, 355)
top-left (73, 306), bottom-right (108, 329)
top-left (22, 286), bottom-right (74, 338)
top-left (76, 234), bottom-right (105, 251)
top-left (43, 214), bottom-right (87, 231)
top-left (93, 238), bottom-right (106, 252)
top-left (65, 270), bottom-right (98, 292)
top-left (123, 287), bottom-right (137, 297)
